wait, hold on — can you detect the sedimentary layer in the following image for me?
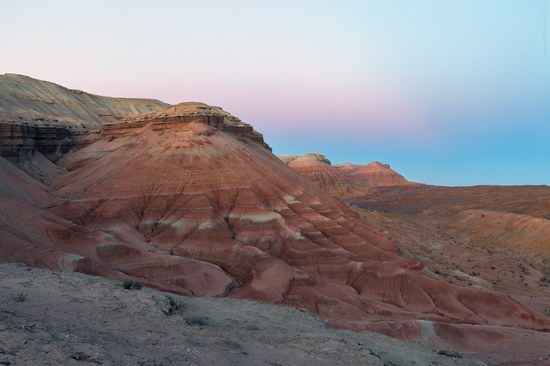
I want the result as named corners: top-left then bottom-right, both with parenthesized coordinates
top-left (0, 73), bottom-right (167, 129)
top-left (335, 162), bottom-right (412, 187)
top-left (0, 74), bottom-right (167, 159)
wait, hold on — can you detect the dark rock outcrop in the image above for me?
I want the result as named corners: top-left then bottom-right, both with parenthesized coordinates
top-left (0, 122), bottom-right (76, 160)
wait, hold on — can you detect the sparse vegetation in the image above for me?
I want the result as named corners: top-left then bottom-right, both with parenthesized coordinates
top-left (11, 292), bottom-right (27, 302)
top-left (185, 316), bottom-right (209, 326)
top-left (161, 296), bottom-right (185, 316)
top-left (70, 351), bottom-right (101, 364)
top-left (122, 281), bottom-right (142, 290)
top-left (437, 350), bottom-right (463, 358)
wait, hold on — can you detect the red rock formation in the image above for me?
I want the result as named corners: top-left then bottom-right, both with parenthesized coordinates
top-left (279, 153), bottom-right (354, 196)
top-left (39, 107), bottom-right (548, 338)
top-left (112, 102), bottom-right (270, 149)
top-left (459, 209), bottom-right (550, 257)
top-left (335, 162), bottom-right (413, 187)
top-left (0, 94), bottom-right (548, 358)
top-left (281, 154), bottom-right (414, 193)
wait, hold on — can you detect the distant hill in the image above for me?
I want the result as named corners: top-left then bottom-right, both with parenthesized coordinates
top-left (280, 153), bottom-right (416, 195)
top-left (0, 73), bottom-right (167, 130)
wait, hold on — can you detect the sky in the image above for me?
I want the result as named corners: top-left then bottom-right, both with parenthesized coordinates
top-left (1, 0), bottom-right (549, 185)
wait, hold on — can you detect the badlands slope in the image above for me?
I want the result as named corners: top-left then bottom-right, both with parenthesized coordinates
top-left (0, 77), bottom-right (549, 364)
top-left (347, 185), bottom-right (550, 324)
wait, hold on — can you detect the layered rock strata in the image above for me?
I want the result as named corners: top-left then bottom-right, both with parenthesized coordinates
top-left (39, 113), bottom-right (548, 338)
top-left (0, 74), bottom-right (167, 160)
top-left (335, 162), bottom-right (412, 187)
top-left (279, 153), bottom-right (353, 196)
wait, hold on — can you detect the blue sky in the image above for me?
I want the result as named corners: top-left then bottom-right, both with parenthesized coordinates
top-left (1, 0), bottom-right (549, 185)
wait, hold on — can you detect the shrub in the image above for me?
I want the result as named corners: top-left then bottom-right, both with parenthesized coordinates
top-left (11, 292), bottom-right (27, 302)
top-left (185, 316), bottom-right (209, 326)
top-left (70, 351), bottom-right (101, 363)
top-left (437, 350), bottom-right (463, 358)
top-left (122, 281), bottom-right (142, 290)
top-left (161, 296), bottom-right (185, 316)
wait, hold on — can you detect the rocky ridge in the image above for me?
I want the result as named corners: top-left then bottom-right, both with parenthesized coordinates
top-left (0, 74), bottom-right (166, 129)
top-left (279, 153), bottom-right (354, 196)
top-left (0, 74), bottom-right (167, 160)
top-left (335, 162), bottom-right (413, 187)
top-left (280, 153), bottom-right (414, 194)
top-left (105, 102), bottom-right (270, 150)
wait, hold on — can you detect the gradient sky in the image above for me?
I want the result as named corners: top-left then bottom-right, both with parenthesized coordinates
top-left (1, 0), bottom-right (549, 185)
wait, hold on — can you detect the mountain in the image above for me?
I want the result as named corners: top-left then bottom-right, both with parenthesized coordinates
top-left (47, 103), bottom-right (550, 346)
top-left (280, 154), bottom-right (414, 195)
top-left (0, 74), bottom-right (167, 161)
top-left (0, 74), bottom-right (166, 129)
top-left (334, 162), bottom-right (413, 187)
top-left (0, 76), bottom-right (549, 364)
top-left (278, 153), bottom-right (354, 196)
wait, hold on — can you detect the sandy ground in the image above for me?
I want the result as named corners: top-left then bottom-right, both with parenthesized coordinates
top-left (0, 263), bottom-right (482, 366)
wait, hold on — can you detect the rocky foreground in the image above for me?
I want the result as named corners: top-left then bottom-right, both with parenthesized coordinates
top-left (0, 263), bottom-right (482, 366)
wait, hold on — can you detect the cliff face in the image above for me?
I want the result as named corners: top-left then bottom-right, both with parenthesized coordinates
top-left (0, 76), bottom-right (269, 160)
top-left (109, 102), bottom-right (271, 150)
top-left (0, 74), bottom-right (167, 159)
top-left (0, 122), bottom-right (76, 160)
